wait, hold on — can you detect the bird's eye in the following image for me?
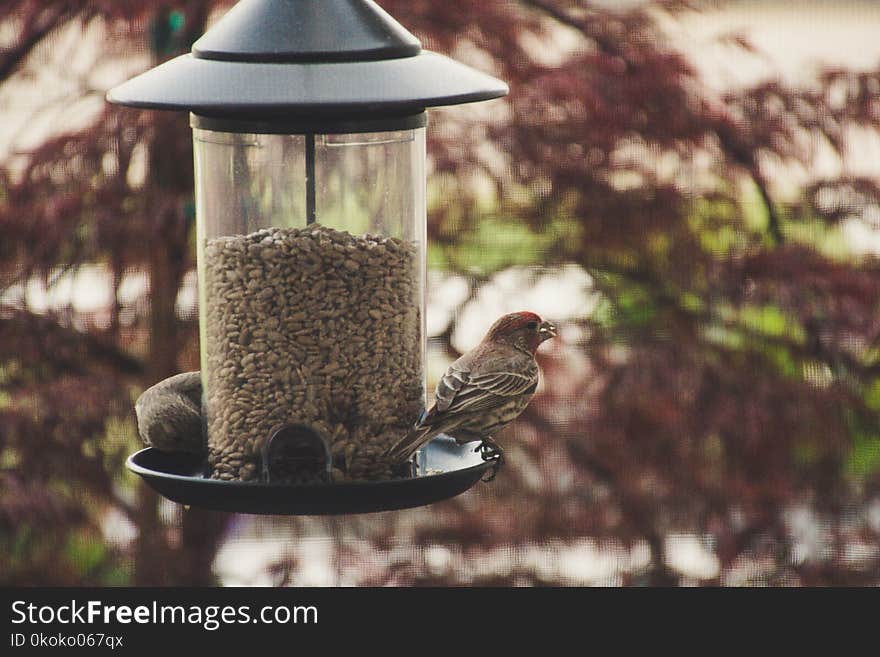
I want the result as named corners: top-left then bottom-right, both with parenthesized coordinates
top-left (526, 321), bottom-right (539, 330)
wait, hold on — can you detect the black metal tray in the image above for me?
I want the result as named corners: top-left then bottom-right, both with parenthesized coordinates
top-left (126, 436), bottom-right (497, 515)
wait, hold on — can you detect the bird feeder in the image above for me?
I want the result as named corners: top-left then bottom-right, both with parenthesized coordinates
top-left (110, 0), bottom-right (507, 513)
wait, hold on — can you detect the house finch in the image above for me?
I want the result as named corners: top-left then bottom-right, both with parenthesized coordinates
top-left (385, 311), bottom-right (557, 464)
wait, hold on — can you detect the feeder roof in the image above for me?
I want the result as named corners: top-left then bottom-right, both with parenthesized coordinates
top-left (107, 0), bottom-right (508, 118)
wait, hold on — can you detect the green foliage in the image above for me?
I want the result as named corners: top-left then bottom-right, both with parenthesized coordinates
top-left (845, 406), bottom-right (880, 478)
top-left (689, 196), bottom-right (753, 255)
top-left (0, 524), bottom-right (130, 586)
top-left (738, 304), bottom-right (806, 344)
top-left (428, 204), bottom-right (581, 274)
top-left (592, 279), bottom-right (657, 329)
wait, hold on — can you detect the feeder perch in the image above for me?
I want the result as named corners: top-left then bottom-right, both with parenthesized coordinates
top-left (110, 0), bottom-right (507, 514)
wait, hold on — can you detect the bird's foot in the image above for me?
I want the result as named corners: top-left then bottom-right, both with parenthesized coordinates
top-left (476, 439), bottom-right (504, 482)
top-left (474, 438), bottom-right (503, 459)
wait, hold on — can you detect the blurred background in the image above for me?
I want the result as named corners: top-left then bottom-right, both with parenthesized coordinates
top-left (2, 0), bottom-right (880, 586)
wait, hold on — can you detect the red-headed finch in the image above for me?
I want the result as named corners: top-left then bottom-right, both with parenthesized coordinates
top-left (385, 311), bottom-right (557, 464)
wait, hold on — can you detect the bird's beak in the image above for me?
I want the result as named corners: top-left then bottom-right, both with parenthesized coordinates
top-left (538, 320), bottom-right (557, 341)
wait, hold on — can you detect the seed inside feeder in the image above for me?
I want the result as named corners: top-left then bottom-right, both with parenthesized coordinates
top-left (203, 224), bottom-right (424, 482)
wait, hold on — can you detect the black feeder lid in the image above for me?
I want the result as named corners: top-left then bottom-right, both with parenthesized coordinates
top-left (106, 0), bottom-right (508, 122)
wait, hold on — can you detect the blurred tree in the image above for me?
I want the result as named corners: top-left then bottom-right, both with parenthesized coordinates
top-left (377, 0), bottom-right (880, 585)
top-left (1, 0), bottom-right (879, 586)
top-left (0, 0), bottom-right (228, 585)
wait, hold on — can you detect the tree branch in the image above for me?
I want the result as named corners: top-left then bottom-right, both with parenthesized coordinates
top-left (519, 0), bottom-right (619, 53)
top-left (750, 168), bottom-right (784, 246)
top-left (0, 4), bottom-right (74, 83)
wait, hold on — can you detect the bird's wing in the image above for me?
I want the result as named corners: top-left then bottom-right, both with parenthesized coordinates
top-left (433, 362), bottom-right (471, 413)
top-left (426, 358), bottom-right (538, 420)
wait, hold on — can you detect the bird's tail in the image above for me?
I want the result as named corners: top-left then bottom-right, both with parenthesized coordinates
top-left (385, 423), bottom-right (437, 462)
